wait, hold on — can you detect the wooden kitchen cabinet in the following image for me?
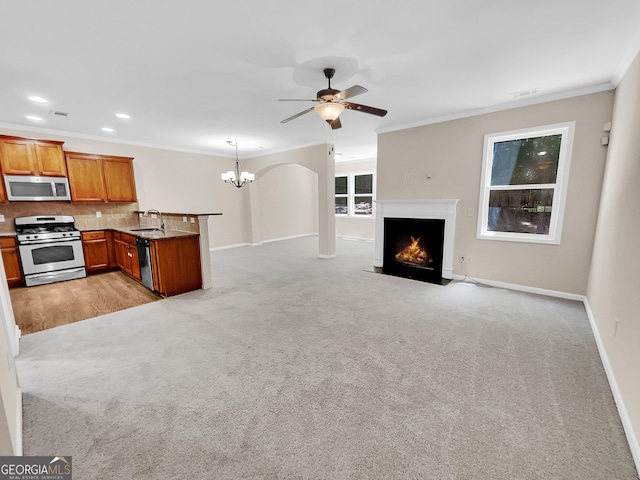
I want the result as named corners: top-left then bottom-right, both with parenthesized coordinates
top-left (65, 152), bottom-right (137, 203)
top-left (81, 230), bottom-right (111, 272)
top-left (0, 168), bottom-right (6, 203)
top-left (0, 135), bottom-right (67, 177)
top-left (113, 232), bottom-right (141, 281)
top-left (0, 237), bottom-right (24, 287)
top-left (103, 156), bottom-right (137, 202)
top-left (150, 236), bottom-right (201, 297)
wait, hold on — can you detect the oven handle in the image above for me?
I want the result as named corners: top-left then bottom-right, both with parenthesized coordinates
top-left (18, 237), bottom-right (81, 245)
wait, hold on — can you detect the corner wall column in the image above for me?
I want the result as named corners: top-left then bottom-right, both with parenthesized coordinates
top-left (317, 145), bottom-right (336, 258)
top-left (197, 215), bottom-right (213, 289)
top-left (247, 181), bottom-right (262, 246)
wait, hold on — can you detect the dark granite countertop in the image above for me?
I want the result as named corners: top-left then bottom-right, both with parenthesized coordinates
top-left (133, 211), bottom-right (222, 216)
top-left (80, 226), bottom-right (199, 241)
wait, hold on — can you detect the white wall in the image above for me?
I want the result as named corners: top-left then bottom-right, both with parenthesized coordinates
top-left (377, 91), bottom-right (614, 295)
top-left (257, 164), bottom-right (318, 242)
top-left (0, 260), bottom-right (21, 455)
top-left (586, 50), bottom-right (640, 468)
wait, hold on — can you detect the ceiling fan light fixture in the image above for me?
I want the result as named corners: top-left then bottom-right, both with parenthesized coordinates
top-left (314, 102), bottom-right (345, 123)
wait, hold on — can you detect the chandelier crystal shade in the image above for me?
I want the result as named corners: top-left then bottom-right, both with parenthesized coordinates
top-left (220, 141), bottom-right (255, 188)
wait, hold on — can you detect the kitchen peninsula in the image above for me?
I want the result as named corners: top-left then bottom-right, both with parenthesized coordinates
top-left (78, 210), bottom-right (222, 297)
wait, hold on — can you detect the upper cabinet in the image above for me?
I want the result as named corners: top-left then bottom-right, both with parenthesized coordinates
top-left (65, 152), bottom-right (137, 203)
top-left (103, 156), bottom-right (137, 202)
top-left (0, 135), bottom-right (67, 177)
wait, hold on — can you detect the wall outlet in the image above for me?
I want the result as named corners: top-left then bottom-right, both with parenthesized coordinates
top-left (403, 173), bottom-right (410, 181)
top-left (466, 256), bottom-right (472, 263)
top-left (96, 212), bottom-right (101, 218)
top-left (190, 217), bottom-right (195, 224)
top-left (182, 216), bottom-right (187, 222)
top-left (0, 214), bottom-right (5, 222)
top-left (460, 256), bottom-right (466, 263)
top-left (151, 213), bottom-right (157, 219)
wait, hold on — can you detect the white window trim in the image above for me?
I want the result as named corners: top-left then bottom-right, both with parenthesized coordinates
top-left (476, 121), bottom-right (575, 245)
top-left (335, 171), bottom-right (376, 218)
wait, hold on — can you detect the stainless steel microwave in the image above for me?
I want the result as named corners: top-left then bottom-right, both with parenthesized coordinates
top-left (4, 175), bottom-right (71, 201)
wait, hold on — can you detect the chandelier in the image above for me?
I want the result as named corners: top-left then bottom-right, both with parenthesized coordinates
top-left (220, 141), bottom-right (255, 188)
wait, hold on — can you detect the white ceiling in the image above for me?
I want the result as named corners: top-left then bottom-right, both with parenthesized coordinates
top-left (2, 0), bottom-right (640, 161)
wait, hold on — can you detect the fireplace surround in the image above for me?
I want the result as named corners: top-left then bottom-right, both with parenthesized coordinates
top-left (374, 200), bottom-right (458, 281)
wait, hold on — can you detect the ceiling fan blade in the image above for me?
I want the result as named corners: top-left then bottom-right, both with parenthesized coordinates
top-left (278, 98), bottom-right (319, 102)
top-left (335, 85), bottom-right (367, 100)
top-left (344, 102), bottom-right (388, 117)
top-left (330, 117), bottom-right (342, 130)
top-left (281, 107), bottom-right (315, 124)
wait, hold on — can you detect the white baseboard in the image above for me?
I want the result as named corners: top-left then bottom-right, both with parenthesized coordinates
top-left (211, 234), bottom-right (318, 252)
top-left (262, 233), bottom-right (317, 244)
top-left (583, 299), bottom-right (640, 474)
top-left (337, 235), bottom-right (375, 242)
top-left (450, 274), bottom-right (584, 301)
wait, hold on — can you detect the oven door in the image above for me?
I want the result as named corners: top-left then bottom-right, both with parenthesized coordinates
top-left (19, 239), bottom-right (86, 275)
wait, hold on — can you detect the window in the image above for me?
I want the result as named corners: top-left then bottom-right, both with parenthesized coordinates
top-left (477, 122), bottom-right (574, 244)
top-left (335, 176), bottom-right (349, 215)
top-left (335, 173), bottom-right (375, 216)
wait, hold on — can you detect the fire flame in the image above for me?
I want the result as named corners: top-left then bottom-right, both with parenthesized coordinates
top-left (395, 236), bottom-right (430, 265)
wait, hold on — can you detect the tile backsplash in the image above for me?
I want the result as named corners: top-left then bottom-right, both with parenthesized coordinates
top-left (0, 203), bottom-right (199, 234)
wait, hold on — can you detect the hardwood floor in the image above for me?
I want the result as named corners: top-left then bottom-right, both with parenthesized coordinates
top-left (10, 271), bottom-right (161, 334)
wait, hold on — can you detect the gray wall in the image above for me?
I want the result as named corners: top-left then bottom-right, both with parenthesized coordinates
top-left (377, 91), bottom-right (614, 295)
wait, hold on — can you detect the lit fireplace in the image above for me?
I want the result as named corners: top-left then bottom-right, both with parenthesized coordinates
top-left (383, 218), bottom-right (445, 284)
top-left (374, 200), bottom-right (458, 281)
top-left (394, 236), bottom-right (433, 269)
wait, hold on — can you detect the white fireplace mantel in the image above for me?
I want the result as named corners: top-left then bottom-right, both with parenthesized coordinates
top-left (374, 199), bottom-right (458, 279)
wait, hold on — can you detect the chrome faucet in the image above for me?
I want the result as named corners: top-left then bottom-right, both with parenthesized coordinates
top-left (143, 209), bottom-right (165, 231)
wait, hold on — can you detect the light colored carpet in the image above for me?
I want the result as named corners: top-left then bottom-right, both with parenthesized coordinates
top-left (16, 236), bottom-right (638, 479)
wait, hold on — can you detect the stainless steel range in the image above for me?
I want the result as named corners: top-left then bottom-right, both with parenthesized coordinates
top-left (15, 215), bottom-right (86, 287)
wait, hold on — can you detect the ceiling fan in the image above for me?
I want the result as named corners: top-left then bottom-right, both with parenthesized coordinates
top-left (279, 68), bottom-right (387, 130)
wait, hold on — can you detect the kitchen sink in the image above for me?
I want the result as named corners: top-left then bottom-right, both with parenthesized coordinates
top-left (130, 228), bottom-right (163, 232)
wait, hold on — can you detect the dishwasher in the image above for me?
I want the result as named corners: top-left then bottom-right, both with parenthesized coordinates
top-left (136, 237), bottom-right (155, 290)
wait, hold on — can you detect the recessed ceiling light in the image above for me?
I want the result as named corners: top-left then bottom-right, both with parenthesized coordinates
top-left (28, 95), bottom-right (49, 103)
top-left (116, 113), bottom-right (130, 119)
top-left (102, 127), bottom-right (115, 133)
top-left (26, 115), bottom-right (43, 121)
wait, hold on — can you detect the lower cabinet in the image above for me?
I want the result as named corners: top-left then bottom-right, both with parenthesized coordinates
top-left (113, 232), bottom-right (141, 281)
top-left (81, 230), bottom-right (200, 297)
top-left (0, 237), bottom-right (23, 288)
top-left (150, 236), bottom-right (201, 297)
top-left (81, 230), bottom-right (112, 272)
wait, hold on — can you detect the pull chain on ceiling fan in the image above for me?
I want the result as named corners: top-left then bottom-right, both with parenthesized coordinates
top-left (279, 68), bottom-right (387, 130)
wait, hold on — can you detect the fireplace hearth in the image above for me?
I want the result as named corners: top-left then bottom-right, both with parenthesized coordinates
top-left (383, 218), bottom-right (445, 284)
